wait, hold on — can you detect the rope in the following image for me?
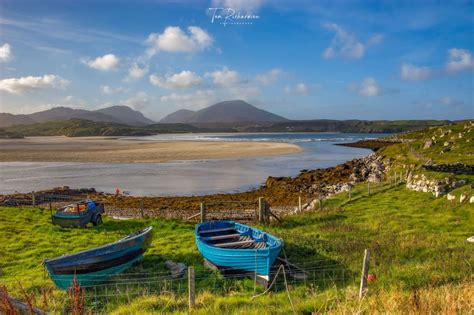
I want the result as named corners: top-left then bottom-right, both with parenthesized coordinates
top-left (251, 264), bottom-right (284, 299)
top-left (281, 262), bottom-right (296, 314)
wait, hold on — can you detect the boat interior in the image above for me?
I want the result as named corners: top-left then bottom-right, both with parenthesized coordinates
top-left (198, 222), bottom-right (268, 249)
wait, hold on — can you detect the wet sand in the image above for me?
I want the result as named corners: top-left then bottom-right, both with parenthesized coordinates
top-left (0, 136), bottom-right (302, 163)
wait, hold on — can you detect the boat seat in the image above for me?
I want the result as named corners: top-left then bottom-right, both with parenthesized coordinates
top-left (199, 227), bottom-right (236, 234)
top-left (213, 235), bottom-right (268, 249)
top-left (203, 233), bottom-right (241, 241)
top-left (214, 240), bottom-right (255, 248)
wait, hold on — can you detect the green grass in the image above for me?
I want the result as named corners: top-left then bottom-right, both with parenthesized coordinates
top-left (1, 184), bottom-right (472, 313)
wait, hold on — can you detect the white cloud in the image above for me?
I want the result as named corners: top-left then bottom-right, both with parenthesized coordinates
top-left (100, 85), bottom-right (126, 94)
top-left (159, 89), bottom-right (216, 110)
top-left (146, 26), bottom-right (213, 57)
top-left (400, 63), bottom-right (432, 80)
top-left (122, 91), bottom-right (151, 111)
top-left (206, 67), bottom-right (241, 87)
top-left (125, 63), bottom-right (149, 81)
top-left (322, 23), bottom-right (365, 59)
top-left (295, 83), bottom-right (309, 95)
top-left (357, 77), bottom-right (380, 97)
top-left (285, 83), bottom-right (310, 95)
top-left (149, 71), bottom-right (202, 89)
top-left (322, 23), bottom-right (383, 60)
top-left (367, 34), bottom-right (384, 46)
top-left (211, 0), bottom-right (266, 13)
top-left (0, 43), bottom-right (12, 62)
top-left (445, 48), bottom-right (474, 73)
top-left (82, 54), bottom-right (120, 71)
top-left (0, 74), bottom-right (69, 94)
top-left (256, 68), bottom-right (282, 85)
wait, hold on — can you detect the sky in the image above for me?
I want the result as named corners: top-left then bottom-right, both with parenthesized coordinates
top-left (0, 0), bottom-right (473, 121)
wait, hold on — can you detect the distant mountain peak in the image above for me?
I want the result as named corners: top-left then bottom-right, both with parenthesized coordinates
top-left (0, 105), bottom-right (155, 128)
top-left (159, 100), bottom-right (288, 123)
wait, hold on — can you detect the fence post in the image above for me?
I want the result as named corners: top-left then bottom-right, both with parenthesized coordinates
top-left (188, 266), bottom-right (195, 310)
top-left (258, 197), bottom-right (265, 224)
top-left (359, 249), bottom-right (371, 299)
top-left (140, 199), bottom-right (145, 218)
top-left (200, 202), bottom-right (206, 223)
top-left (49, 203), bottom-right (53, 221)
top-left (367, 182), bottom-right (371, 196)
top-left (31, 191), bottom-right (36, 206)
top-left (298, 196), bottom-right (302, 212)
top-left (348, 186), bottom-right (352, 200)
top-left (318, 196), bottom-right (323, 211)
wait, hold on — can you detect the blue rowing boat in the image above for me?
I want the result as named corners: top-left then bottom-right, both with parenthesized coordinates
top-left (195, 221), bottom-right (282, 280)
top-left (44, 226), bottom-right (153, 289)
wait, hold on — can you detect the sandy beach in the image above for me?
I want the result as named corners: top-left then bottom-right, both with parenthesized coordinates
top-left (0, 136), bottom-right (302, 163)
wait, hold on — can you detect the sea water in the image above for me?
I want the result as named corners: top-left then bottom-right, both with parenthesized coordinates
top-left (0, 133), bottom-right (387, 196)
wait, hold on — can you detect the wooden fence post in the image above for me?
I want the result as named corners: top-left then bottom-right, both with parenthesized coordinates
top-left (188, 266), bottom-right (195, 310)
top-left (258, 197), bottom-right (265, 224)
top-left (140, 199), bottom-right (145, 218)
top-left (32, 191), bottom-right (36, 206)
top-left (318, 196), bottom-right (323, 211)
top-left (359, 249), bottom-right (371, 299)
top-left (298, 196), bottom-right (302, 212)
top-left (200, 202), bottom-right (206, 223)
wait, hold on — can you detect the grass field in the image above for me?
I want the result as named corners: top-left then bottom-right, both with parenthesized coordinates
top-left (1, 182), bottom-right (472, 314)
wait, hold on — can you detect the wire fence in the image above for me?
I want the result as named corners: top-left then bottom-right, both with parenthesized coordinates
top-left (2, 258), bottom-right (356, 314)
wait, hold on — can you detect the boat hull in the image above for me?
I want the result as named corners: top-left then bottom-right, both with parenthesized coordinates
top-left (195, 221), bottom-right (282, 277)
top-left (44, 226), bottom-right (153, 289)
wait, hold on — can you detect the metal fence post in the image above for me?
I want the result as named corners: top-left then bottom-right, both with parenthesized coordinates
top-left (200, 203), bottom-right (206, 223)
top-left (359, 249), bottom-right (371, 299)
top-left (188, 266), bottom-right (195, 310)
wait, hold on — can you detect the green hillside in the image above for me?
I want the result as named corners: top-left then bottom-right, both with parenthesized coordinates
top-left (4, 119), bottom-right (204, 137)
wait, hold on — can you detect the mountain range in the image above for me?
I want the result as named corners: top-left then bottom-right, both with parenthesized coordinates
top-left (159, 100), bottom-right (288, 123)
top-left (0, 105), bottom-right (155, 128)
top-left (0, 100), bottom-right (287, 128)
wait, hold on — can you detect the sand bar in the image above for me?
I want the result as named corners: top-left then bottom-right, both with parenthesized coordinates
top-left (0, 136), bottom-right (302, 163)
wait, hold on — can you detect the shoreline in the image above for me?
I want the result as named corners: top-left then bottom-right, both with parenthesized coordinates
top-left (0, 136), bottom-right (302, 163)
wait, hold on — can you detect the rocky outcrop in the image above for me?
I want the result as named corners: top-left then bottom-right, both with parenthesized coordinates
top-left (405, 173), bottom-right (466, 197)
top-left (266, 154), bottom-right (385, 197)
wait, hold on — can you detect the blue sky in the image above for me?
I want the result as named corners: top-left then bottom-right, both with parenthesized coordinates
top-left (0, 0), bottom-right (473, 121)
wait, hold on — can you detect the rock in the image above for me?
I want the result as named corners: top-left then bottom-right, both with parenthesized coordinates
top-left (446, 193), bottom-right (456, 202)
top-left (423, 140), bottom-right (433, 149)
top-left (443, 141), bottom-right (450, 147)
top-left (164, 260), bottom-right (187, 279)
top-left (470, 196), bottom-right (474, 204)
top-left (460, 193), bottom-right (468, 203)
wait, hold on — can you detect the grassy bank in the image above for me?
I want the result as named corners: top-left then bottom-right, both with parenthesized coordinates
top-left (1, 182), bottom-right (472, 313)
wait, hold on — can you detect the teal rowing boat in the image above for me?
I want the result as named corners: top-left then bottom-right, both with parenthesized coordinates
top-left (44, 227), bottom-right (153, 289)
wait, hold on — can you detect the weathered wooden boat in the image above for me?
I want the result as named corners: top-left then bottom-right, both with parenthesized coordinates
top-left (195, 221), bottom-right (282, 280)
top-left (44, 226), bottom-right (153, 289)
top-left (52, 199), bottom-right (104, 228)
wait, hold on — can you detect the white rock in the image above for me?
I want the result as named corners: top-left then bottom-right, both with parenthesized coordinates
top-left (447, 193), bottom-right (456, 202)
top-left (470, 196), bottom-right (474, 204)
top-left (460, 193), bottom-right (468, 203)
